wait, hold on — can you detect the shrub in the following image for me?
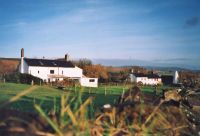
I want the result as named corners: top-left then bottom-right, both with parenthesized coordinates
top-left (5, 72), bottom-right (43, 85)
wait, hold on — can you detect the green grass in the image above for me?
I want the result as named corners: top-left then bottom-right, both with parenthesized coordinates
top-left (0, 82), bottom-right (184, 135)
top-left (0, 82), bottom-right (167, 113)
top-left (0, 83), bottom-right (120, 112)
top-left (65, 84), bottom-right (165, 94)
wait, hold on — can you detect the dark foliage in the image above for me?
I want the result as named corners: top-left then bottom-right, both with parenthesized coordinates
top-left (5, 73), bottom-right (43, 85)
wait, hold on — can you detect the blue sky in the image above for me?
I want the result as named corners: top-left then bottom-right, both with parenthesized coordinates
top-left (0, 0), bottom-right (200, 67)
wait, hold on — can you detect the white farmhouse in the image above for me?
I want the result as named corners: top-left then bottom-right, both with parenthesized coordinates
top-left (19, 48), bottom-right (98, 87)
top-left (130, 73), bottom-right (162, 85)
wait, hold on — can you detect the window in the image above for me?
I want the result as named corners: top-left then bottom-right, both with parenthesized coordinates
top-left (62, 70), bottom-right (63, 75)
top-left (89, 79), bottom-right (95, 82)
top-left (38, 71), bottom-right (39, 74)
top-left (50, 70), bottom-right (54, 74)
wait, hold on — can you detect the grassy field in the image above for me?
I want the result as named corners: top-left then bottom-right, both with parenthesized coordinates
top-left (1, 82), bottom-right (196, 136)
top-left (0, 83), bottom-right (120, 112)
top-left (0, 82), bottom-right (167, 113)
top-left (64, 84), bottom-right (167, 94)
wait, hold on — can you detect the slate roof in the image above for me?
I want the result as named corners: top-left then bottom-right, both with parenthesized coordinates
top-left (133, 73), bottom-right (160, 78)
top-left (24, 58), bottom-right (75, 68)
top-left (133, 73), bottom-right (146, 77)
top-left (147, 74), bottom-right (160, 78)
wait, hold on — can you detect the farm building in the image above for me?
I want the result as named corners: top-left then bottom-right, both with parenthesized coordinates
top-left (161, 75), bottom-right (174, 85)
top-left (161, 71), bottom-right (180, 85)
top-left (19, 48), bottom-right (98, 87)
top-left (130, 73), bottom-right (162, 85)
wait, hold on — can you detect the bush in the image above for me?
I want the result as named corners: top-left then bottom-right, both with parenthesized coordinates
top-left (5, 72), bottom-right (43, 85)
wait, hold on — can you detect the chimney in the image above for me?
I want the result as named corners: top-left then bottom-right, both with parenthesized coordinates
top-left (20, 48), bottom-right (24, 73)
top-left (21, 48), bottom-right (24, 58)
top-left (131, 69), bottom-right (134, 73)
top-left (65, 54), bottom-right (69, 61)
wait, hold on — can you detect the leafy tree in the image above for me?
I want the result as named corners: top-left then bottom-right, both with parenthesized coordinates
top-left (74, 58), bottom-right (92, 69)
top-left (83, 64), bottom-right (108, 82)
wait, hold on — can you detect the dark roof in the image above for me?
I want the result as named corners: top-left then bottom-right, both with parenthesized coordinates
top-left (24, 58), bottom-right (75, 68)
top-left (147, 74), bottom-right (160, 78)
top-left (161, 75), bottom-right (174, 85)
top-left (133, 73), bottom-right (146, 77)
top-left (133, 73), bottom-right (160, 78)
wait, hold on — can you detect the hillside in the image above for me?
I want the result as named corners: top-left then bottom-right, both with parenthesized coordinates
top-left (0, 58), bottom-right (20, 75)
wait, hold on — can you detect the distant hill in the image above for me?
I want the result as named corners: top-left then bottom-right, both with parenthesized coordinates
top-left (0, 57), bottom-right (20, 61)
top-left (0, 58), bottom-right (20, 75)
top-left (92, 58), bottom-right (200, 71)
top-left (143, 66), bottom-right (190, 72)
top-left (93, 59), bottom-right (151, 67)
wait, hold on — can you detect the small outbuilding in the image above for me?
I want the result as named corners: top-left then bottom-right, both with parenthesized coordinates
top-left (130, 73), bottom-right (162, 85)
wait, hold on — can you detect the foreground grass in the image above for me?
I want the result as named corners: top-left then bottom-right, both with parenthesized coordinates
top-left (0, 82), bottom-right (193, 136)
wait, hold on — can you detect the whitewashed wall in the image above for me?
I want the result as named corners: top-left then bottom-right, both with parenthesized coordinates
top-left (173, 71), bottom-right (179, 84)
top-left (130, 74), bottom-right (162, 85)
top-left (136, 77), bottom-right (162, 85)
top-left (130, 74), bottom-right (135, 82)
top-left (19, 60), bottom-right (29, 73)
top-left (80, 77), bottom-right (98, 87)
top-left (27, 66), bottom-right (83, 82)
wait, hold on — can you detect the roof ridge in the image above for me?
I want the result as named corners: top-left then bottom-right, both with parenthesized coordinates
top-left (24, 58), bottom-right (75, 67)
top-left (24, 58), bottom-right (69, 61)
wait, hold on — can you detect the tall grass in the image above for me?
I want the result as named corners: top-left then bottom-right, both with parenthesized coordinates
top-left (33, 88), bottom-right (190, 135)
top-left (0, 83), bottom-right (192, 135)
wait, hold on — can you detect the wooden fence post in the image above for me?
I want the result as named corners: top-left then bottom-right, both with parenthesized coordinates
top-left (120, 88), bottom-right (125, 103)
top-left (31, 80), bottom-right (34, 86)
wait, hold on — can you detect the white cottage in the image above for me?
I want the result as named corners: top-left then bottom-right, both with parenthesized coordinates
top-left (19, 48), bottom-right (98, 87)
top-left (130, 73), bottom-right (162, 85)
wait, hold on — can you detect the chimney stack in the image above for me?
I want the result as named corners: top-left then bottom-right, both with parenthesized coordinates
top-left (65, 54), bottom-right (69, 61)
top-left (20, 48), bottom-right (24, 73)
top-left (21, 48), bottom-right (24, 58)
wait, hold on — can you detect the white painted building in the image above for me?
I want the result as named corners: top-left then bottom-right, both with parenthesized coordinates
top-left (19, 48), bottom-right (98, 87)
top-left (80, 76), bottom-right (98, 87)
top-left (173, 71), bottom-right (179, 84)
top-left (130, 73), bottom-right (162, 85)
